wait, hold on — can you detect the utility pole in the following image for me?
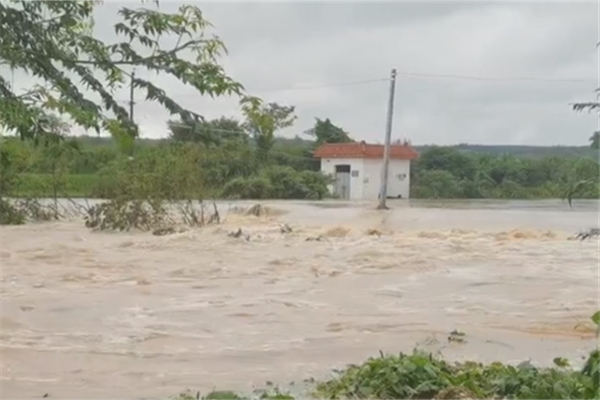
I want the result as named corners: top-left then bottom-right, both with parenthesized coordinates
top-left (128, 71), bottom-right (136, 121)
top-left (377, 68), bottom-right (397, 210)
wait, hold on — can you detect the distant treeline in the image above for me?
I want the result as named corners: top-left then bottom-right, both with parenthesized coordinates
top-left (1, 131), bottom-right (598, 201)
top-left (29, 134), bottom-right (597, 159)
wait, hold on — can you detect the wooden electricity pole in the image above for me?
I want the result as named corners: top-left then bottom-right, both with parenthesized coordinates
top-left (377, 68), bottom-right (397, 210)
top-left (129, 71), bottom-right (136, 121)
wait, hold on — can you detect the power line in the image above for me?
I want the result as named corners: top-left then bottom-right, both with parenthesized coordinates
top-left (122, 71), bottom-right (595, 103)
top-left (125, 77), bottom-right (390, 102)
top-left (251, 77), bottom-right (390, 92)
top-left (395, 70), bottom-right (596, 83)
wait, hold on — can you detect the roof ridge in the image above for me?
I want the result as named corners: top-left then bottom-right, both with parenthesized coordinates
top-left (313, 141), bottom-right (419, 160)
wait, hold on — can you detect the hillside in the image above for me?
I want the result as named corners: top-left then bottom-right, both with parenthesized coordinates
top-left (415, 144), bottom-right (598, 159)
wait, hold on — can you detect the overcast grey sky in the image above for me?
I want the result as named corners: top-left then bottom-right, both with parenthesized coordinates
top-left (5, 1), bottom-right (600, 145)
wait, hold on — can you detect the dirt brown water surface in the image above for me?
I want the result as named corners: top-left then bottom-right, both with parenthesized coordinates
top-left (1, 200), bottom-right (598, 398)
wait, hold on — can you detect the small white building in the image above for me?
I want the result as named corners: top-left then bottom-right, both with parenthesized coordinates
top-left (313, 141), bottom-right (419, 200)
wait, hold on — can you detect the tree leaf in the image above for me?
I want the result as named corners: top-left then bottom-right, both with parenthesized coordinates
top-left (591, 311), bottom-right (600, 327)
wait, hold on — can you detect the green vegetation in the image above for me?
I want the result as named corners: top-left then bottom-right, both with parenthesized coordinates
top-left (10, 173), bottom-right (98, 198)
top-left (1, 1), bottom-right (598, 206)
top-left (2, 133), bottom-right (599, 201)
top-left (0, 0), bottom-right (246, 148)
top-left (571, 75), bottom-right (599, 150)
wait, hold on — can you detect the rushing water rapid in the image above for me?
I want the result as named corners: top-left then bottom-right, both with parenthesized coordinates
top-left (1, 200), bottom-right (598, 398)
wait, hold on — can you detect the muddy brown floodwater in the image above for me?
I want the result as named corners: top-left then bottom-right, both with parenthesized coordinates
top-left (1, 200), bottom-right (598, 398)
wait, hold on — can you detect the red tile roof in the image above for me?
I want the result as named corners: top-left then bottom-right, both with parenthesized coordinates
top-left (313, 141), bottom-right (419, 160)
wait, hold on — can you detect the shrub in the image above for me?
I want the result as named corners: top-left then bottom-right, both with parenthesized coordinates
top-left (90, 143), bottom-right (207, 201)
top-left (222, 176), bottom-right (273, 199)
top-left (220, 167), bottom-right (330, 200)
top-left (83, 198), bottom-right (167, 232)
top-left (313, 350), bottom-right (597, 399)
top-left (413, 170), bottom-right (463, 199)
top-left (296, 170), bottom-right (330, 200)
top-left (10, 173), bottom-right (99, 198)
top-left (259, 166), bottom-right (330, 199)
top-left (0, 198), bottom-right (26, 225)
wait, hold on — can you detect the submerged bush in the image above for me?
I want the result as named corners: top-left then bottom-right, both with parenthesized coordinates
top-left (90, 143), bottom-right (208, 200)
top-left (84, 198), bottom-right (167, 232)
top-left (0, 198), bottom-right (26, 225)
top-left (0, 197), bottom-right (62, 225)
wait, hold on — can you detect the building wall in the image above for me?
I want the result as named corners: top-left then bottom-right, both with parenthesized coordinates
top-left (363, 158), bottom-right (411, 199)
top-left (320, 157), bottom-right (411, 200)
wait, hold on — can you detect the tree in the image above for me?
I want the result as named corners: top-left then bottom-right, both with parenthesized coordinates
top-left (571, 43), bottom-right (599, 149)
top-left (0, 1), bottom-right (245, 149)
top-left (412, 170), bottom-right (462, 199)
top-left (589, 131), bottom-right (599, 150)
top-left (573, 98), bottom-right (599, 113)
top-left (562, 179), bottom-right (595, 208)
top-left (304, 118), bottom-right (353, 145)
top-left (241, 97), bottom-right (296, 161)
top-left (168, 116), bottom-right (247, 145)
top-left (415, 146), bottom-right (477, 181)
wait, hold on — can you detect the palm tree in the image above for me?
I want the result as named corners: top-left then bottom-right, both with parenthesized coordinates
top-left (561, 179), bottom-right (594, 208)
top-left (572, 43), bottom-right (599, 149)
top-left (589, 131), bottom-right (599, 150)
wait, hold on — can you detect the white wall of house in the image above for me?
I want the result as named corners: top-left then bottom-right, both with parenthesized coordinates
top-left (362, 158), bottom-right (411, 199)
top-left (319, 157), bottom-right (411, 200)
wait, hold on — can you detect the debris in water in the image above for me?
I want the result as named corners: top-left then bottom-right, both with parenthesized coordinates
top-left (229, 228), bottom-right (243, 238)
top-left (305, 235), bottom-right (323, 242)
top-left (447, 329), bottom-right (467, 343)
top-left (366, 228), bottom-right (382, 237)
top-left (152, 226), bottom-right (177, 236)
top-left (324, 226), bottom-right (350, 237)
top-left (280, 223), bottom-right (292, 233)
top-left (228, 228), bottom-right (250, 241)
top-left (136, 278), bottom-right (151, 286)
top-left (246, 204), bottom-right (267, 217)
top-left (575, 228), bottom-right (599, 241)
top-left (517, 359), bottom-right (536, 370)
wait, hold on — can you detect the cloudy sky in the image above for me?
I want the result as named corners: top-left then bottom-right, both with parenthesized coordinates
top-left (5, 1), bottom-right (600, 145)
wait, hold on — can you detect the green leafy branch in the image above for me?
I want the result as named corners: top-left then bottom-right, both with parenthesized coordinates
top-left (0, 0), bottom-right (246, 147)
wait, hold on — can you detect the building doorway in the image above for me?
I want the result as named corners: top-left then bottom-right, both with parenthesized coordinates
top-left (334, 164), bottom-right (351, 199)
